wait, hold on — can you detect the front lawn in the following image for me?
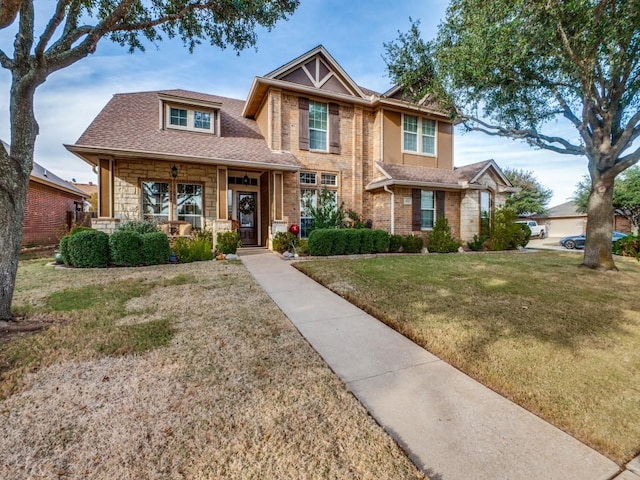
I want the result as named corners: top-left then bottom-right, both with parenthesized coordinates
top-left (295, 251), bottom-right (640, 464)
top-left (0, 260), bottom-right (425, 479)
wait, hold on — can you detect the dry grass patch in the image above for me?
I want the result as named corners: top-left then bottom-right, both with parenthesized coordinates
top-left (0, 259), bottom-right (426, 479)
top-left (295, 251), bottom-right (640, 464)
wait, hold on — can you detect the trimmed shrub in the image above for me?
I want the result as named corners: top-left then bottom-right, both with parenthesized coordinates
top-left (308, 229), bottom-right (333, 256)
top-left (372, 230), bottom-right (390, 253)
top-left (516, 222), bottom-right (532, 247)
top-left (427, 217), bottom-right (461, 253)
top-left (296, 239), bottom-right (310, 255)
top-left (359, 229), bottom-right (375, 254)
top-left (329, 230), bottom-right (347, 255)
top-left (343, 229), bottom-right (361, 255)
top-left (109, 230), bottom-right (144, 266)
top-left (59, 235), bottom-right (72, 265)
top-left (613, 234), bottom-right (640, 259)
top-left (388, 234), bottom-right (403, 253)
top-left (272, 231), bottom-right (297, 253)
top-left (174, 236), bottom-right (214, 263)
top-left (69, 226), bottom-right (93, 236)
top-left (116, 219), bottom-right (159, 235)
top-left (401, 235), bottom-right (424, 253)
top-left (467, 234), bottom-right (488, 251)
top-left (216, 231), bottom-right (240, 254)
top-left (67, 230), bottom-right (110, 268)
top-left (486, 207), bottom-right (527, 251)
top-left (142, 232), bottom-right (171, 265)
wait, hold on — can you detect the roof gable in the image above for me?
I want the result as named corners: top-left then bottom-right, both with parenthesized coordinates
top-left (454, 159), bottom-right (512, 187)
top-left (264, 45), bottom-right (366, 99)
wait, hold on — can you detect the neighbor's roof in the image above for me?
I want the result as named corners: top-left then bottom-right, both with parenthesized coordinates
top-left (66, 89), bottom-right (301, 170)
top-left (2, 139), bottom-right (85, 197)
top-left (30, 161), bottom-right (86, 197)
top-left (537, 201), bottom-right (585, 218)
top-left (366, 160), bottom-right (518, 192)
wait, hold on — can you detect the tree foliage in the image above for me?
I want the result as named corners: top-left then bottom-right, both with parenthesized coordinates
top-left (385, 0), bottom-right (640, 270)
top-left (0, 0), bottom-right (298, 320)
top-left (574, 167), bottom-right (640, 230)
top-left (503, 168), bottom-right (552, 215)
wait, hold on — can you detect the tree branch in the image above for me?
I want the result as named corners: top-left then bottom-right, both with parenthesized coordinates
top-left (0, 47), bottom-right (12, 69)
top-left (460, 115), bottom-right (584, 156)
top-left (35, 0), bottom-right (71, 60)
top-left (612, 147), bottom-right (640, 176)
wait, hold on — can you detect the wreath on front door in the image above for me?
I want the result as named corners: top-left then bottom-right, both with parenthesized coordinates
top-left (239, 195), bottom-right (256, 215)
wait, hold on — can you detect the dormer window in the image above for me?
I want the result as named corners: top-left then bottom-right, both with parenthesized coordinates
top-left (170, 108), bottom-right (187, 127)
top-left (160, 94), bottom-right (221, 135)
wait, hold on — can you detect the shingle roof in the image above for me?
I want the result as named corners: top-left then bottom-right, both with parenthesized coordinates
top-left (30, 161), bottom-right (86, 197)
top-left (453, 160), bottom-right (494, 182)
top-left (2, 139), bottom-right (85, 197)
top-left (73, 89), bottom-right (300, 169)
top-left (375, 162), bottom-right (460, 185)
top-left (539, 201), bottom-right (584, 218)
top-left (367, 160), bottom-right (515, 192)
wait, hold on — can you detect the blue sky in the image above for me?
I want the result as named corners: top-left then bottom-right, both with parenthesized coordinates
top-left (0, 0), bottom-right (587, 206)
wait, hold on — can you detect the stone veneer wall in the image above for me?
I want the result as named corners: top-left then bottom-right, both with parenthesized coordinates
top-left (113, 159), bottom-right (217, 228)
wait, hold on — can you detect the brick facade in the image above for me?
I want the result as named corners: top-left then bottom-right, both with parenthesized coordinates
top-left (23, 181), bottom-right (83, 246)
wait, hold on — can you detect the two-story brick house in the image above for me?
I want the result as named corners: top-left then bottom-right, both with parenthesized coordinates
top-left (66, 45), bottom-right (515, 247)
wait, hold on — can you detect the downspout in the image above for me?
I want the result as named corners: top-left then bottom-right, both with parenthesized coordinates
top-left (384, 185), bottom-right (395, 234)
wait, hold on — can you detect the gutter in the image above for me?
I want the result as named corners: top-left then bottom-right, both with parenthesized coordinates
top-left (384, 185), bottom-right (395, 234)
top-left (64, 144), bottom-right (301, 172)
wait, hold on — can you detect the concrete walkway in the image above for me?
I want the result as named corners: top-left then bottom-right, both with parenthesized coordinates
top-left (238, 248), bottom-right (628, 480)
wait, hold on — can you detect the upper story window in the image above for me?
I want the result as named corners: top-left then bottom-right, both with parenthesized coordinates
top-left (309, 101), bottom-right (328, 151)
top-left (170, 108), bottom-right (187, 127)
top-left (403, 115), bottom-right (437, 155)
top-left (299, 98), bottom-right (340, 154)
top-left (165, 104), bottom-right (216, 134)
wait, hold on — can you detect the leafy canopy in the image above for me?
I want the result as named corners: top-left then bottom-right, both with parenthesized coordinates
top-left (574, 166), bottom-right (640, 230)
top-left (503, 168), bottom-right (552, 215)
top-left (385, 1), bottom-right (640, 170)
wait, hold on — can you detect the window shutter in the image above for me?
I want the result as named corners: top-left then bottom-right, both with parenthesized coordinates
top-left (412, 189), bottom-right (422, 231)
top-left (436, 190), bottom-right (445, 219)
top-left (299, 97), bottom-right (309, 151)
top-left (329, 103), bottom-right (340, 154)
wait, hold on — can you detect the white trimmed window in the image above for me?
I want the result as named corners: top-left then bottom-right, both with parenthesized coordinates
top-left (309, 101), bottom-right (328, 151)
top-left (300, 172), bottom-right (317, 185)
top-left (321, 173), bottom-right (338, 187)
top-left (166, 104), bottom-right (216, 133)
top-left (403, 115), bottom-right (437, 155)
top-left (299, 171), bottom-right (339, 238)
top-left (142, 182), bottom-right (170, 222)
top-left (177, 183), bottom-right (203, 229)
top-left (421, 190), bottom-right (435, 229)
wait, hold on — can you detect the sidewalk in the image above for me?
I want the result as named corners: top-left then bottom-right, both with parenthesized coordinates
top-left (238, 248), bottom-right (626, 480)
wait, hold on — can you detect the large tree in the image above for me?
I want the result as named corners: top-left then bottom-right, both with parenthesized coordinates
top-left (385, 0), bottom-right (640, 270)
top-left (574, 166), bottom-right (640, 231)
top-left (503, 168), bottom-right (552, 216)
top-left (0, 0), bottom-right (298, 321)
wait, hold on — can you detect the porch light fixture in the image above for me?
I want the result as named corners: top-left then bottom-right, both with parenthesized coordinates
top-left (171, 165), bottom-right (178, 179)
top-left (242, 173), bottom-right (250, 185)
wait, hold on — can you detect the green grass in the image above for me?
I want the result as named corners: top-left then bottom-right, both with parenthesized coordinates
top-left (295, 251), bottom-right (640, 464)
top-left (0, 271), bottom-right (191, 400)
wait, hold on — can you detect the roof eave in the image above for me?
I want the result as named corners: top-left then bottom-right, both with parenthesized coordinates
top-left (365, 178), bottom-right (464, 191)
top-left (65, 144), bottom-right (301, 171)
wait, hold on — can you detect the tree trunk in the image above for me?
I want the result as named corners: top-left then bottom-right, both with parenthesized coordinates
top-left (0, 75), bottom-right (39, 321)
top-left (582, 170), bottom-right (617, 270)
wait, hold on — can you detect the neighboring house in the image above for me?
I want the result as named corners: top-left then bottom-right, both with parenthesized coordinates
top-left (531, 200), bottom-right (631, 238)
top-left (66, 45), bottom-right (516, 247)
top-left (3, 140), bottom-right (87, 246)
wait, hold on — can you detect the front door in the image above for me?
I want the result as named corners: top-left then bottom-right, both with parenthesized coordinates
top-left (238, 192), bottom-right (257, 246)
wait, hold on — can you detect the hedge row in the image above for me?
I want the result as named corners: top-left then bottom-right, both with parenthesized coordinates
top-left (308, 229), bottom-right (424, 256)
top-left (60, 229), bottom-right (171, 268)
